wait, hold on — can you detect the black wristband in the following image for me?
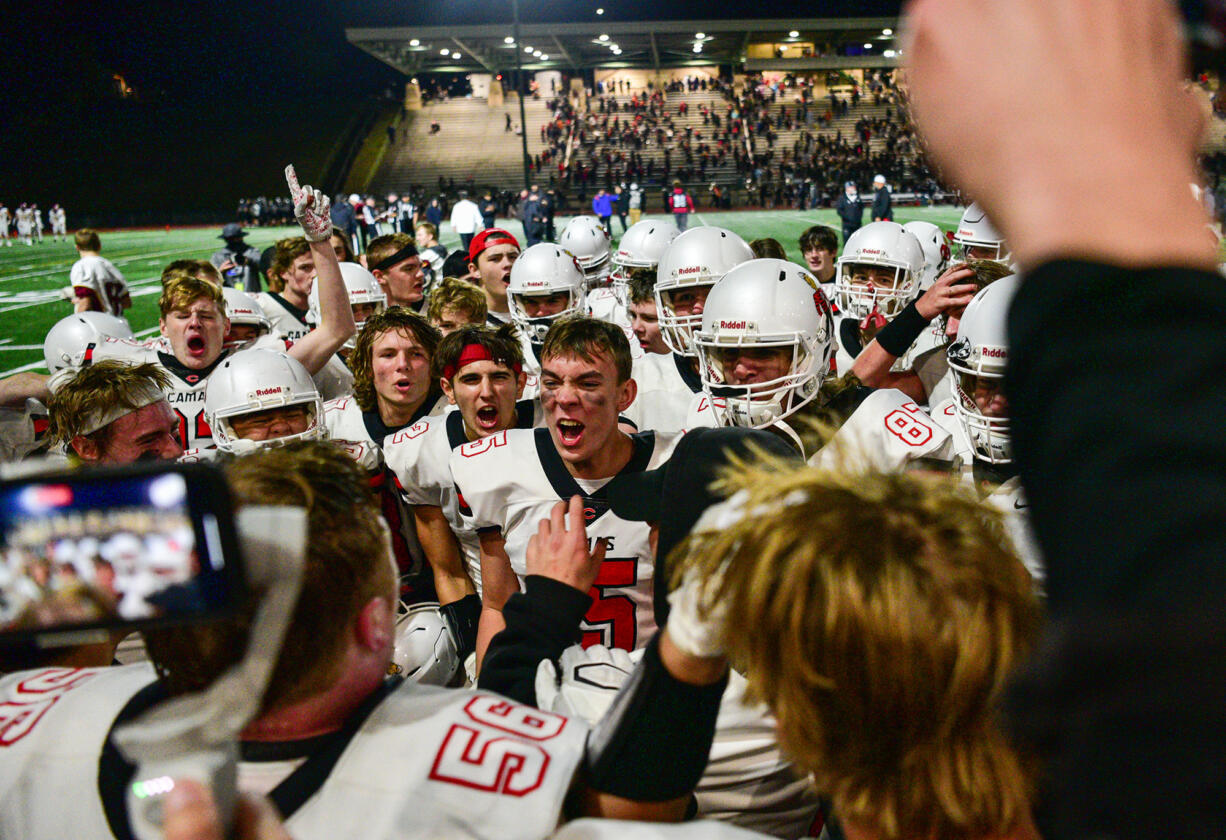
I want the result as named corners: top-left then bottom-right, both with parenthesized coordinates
top-left (873, 300), bottom-right (932, 358)
top-left (440, 594), bottom-right (481, 657)
top-left (583, 634), bottom-right (728, 801)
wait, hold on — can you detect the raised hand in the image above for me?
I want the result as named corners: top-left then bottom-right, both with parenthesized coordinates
top-left (285, 165), bottom-right (333, 242)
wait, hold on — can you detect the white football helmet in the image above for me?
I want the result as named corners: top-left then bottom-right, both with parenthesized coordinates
top-left (204, 348), bottom-right (325, 454)
top-left (43, 311), bottom-right (135, 372)
top-left (507, 243), bottom-right (587, 343)
top-left (307, 262), bottom-right (387, 350)
top-left (902, 220), bottom-right (951, 290)
top-left (693, 258), bottom-right (835, 429)
top-left (654, 226), bottom-right (754, 357)
top-left (945, 273), bottom-right (1020, 464)
top-left (221, 287), bottom-right (272, 350)
top-left (389, 601), bottom-right (462, 686)
top-left (952, 202), bottom-right (1010, 264)
top-left (558, 216), bottom-right (613, 289)
top-left (833, 221), bottom-right (925, 319)
top-left (610, 220), bottom-right (679, 304)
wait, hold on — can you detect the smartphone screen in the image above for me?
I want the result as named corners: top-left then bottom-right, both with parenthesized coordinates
top-left (0, 464), bottom-right (241, 642)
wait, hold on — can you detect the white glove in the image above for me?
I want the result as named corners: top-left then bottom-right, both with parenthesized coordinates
top-left (665, 565), bottom-right (729, 659)
top-left (534, 644), bottom-right (637, 724)
top-left (285, 164), bottom-right (332, 242)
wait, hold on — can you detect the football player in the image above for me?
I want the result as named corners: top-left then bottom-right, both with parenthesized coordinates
top-left (851, 259), bottom-right (1012, 406)
top-left (799, 224), bottom-right (839, 299)
top-left (626, 271), bottom-right (669, 356)
top-left (952, 202), bottom-right (1011, 264)
top-left (0, 442), bottom-right (731, 837)
top-left (204, 348), bottom-right (325, 454)
top-left (69, 229), bottom-right (132, 318)
top-left (367, 233), bottom-right (426, 312)
top-left (621, 226), bottom-right (754, 434)
top-left (465, 227), bottom-right (521, 326)
top-left (255, 237), bottom-right (315, 340)
top-left (594, 218), bottom-right (678, 331)
top-left (558, 215), bottom-right (613, 290)
top-left (451, 317), bottom-right (680, 667)
top-left (383, 324), bottom-right (540, 665)
top-left (507, 242), bottom-right (588, 377)
top-left (305, 261), bottom-right (387, 400)
top-left (46, 360), bottom-right (182, 463)
top-left (830, 221), bottom-right (925, 375)
top-left (689, 258), bottom-right (867, 458)
top-left (62, 169), bottom-right (354, 451)
top-left (220, 286), bottom-right (274, 351)
top-left (323, 307), bottom-right (447, 602)
top-left (426, 277), bottom-right (488, 336)
top-left (49, 204), bottom-right (66, 241)
top-left (902, 219), bottom-right (953, 290)
top-left (0, 201), bottom-right (11, 246)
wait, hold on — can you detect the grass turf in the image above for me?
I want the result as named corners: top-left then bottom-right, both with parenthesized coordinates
top-left (0, 205), bottom-right (966, 376)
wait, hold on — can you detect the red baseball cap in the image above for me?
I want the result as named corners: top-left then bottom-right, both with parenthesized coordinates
top-left (467, 228), bottom-right (520, 264)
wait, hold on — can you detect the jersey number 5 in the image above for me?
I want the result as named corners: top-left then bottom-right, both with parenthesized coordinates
top-left (581, 557), bottom-right (637, 651)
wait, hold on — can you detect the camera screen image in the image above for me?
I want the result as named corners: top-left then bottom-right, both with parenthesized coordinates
top-left (0, 472), bottom-right (229, 635)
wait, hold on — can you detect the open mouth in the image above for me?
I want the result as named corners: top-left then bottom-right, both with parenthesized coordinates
top-left (394, 378), bottom-right (415, 394)
top-left (186, 335), bottom-right (206, 356)
top-left (475, 405), bottom-right (500, 429)
top-left (556, 418), bottom-right (584, 446)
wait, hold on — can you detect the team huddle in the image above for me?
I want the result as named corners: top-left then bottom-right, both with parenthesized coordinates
top-left (0, 202), bottom-right (68, 246)
top-left (0, 168), bottom-right (1041, 839)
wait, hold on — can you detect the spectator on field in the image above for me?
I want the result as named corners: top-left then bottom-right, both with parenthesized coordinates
top-left (210, 223), bottom-right (264, 293)
top-left (835, 181), bottom-right (864, 245)
top-left (329, 195), bottom-right (357, 254)
top-left (669, 181), bottom-right (695, 231)
top-left (592, 189), bottom-right (614, 234)
top-left (872, 174), bottom-right (894, 222)
top-left (449, 191), bottom-right (484, 251)
top-left (480, 191), bottom-right (498, 230)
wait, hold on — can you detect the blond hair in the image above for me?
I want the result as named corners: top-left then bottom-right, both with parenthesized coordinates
top-left (160, 259), bottom-right (222, 287)
top-left (427, 276), bottom-right (488, 325)
top-left (675, 461), bottom-right (1040, 840)
top-left (47, 361), bottom-right (171, 448)
top-left (159, 273), bottom-right (224, 317)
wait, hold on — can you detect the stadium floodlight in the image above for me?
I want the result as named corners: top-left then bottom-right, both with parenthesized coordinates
top-left (440, 48), bottom-right (449, 54)
top-left (599, 33), bottom-right (609, 40)
top-left (410, 39), bottom-right (420, 46)
top-left (525, 45), bottom-right (533, 52)
top-left (505, 36), bottom-right (514, 44)
top-left (596, 7), bottom-right (604, 13)
top-left (695, 32), bottom-right (705, 39)
top-left (610, 43), bottom-right (619, 50)
top-left (864, 43), bottom-right (873, 49)
top-left (541, 53), bottom-right (550, 60)
top-left (884, 49), bottom-right (897, 58)
top-left (788, 30), bottom-right (799, 37)
top-left (693, 44), bottom-right (702, 53)
top-left (883, 28), bottom-right (893, 35)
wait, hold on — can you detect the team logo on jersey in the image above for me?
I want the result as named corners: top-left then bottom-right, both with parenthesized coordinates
top-left (185, 374), bottom-right (200, 384)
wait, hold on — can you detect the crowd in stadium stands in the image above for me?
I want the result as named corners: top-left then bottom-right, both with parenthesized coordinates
top-left (1, 3), bottom-right (1224, 835)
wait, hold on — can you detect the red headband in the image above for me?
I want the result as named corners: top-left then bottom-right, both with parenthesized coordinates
top-left (441, 343), bottom-right (523, 381)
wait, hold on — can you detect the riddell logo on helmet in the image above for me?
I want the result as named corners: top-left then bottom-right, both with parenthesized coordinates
top-left (859, 248), bottom-right (885, 255)
top-left (719, 320), bottom-right (748, 330)
top-left (677, 266), bottom-right (704, 275)
top-left (255, 387), bottom-right (285, 396)
top-left (981, 347), bottom-right (1007, 358)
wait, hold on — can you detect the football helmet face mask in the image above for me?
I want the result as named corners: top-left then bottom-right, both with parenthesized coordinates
top-left (945, 273), bottom-right (1020, 464)
top-left (558, 216), bottom-right (613, 289)
top-left (43, 311), bottom-right (135, 372)
top-left (901, 220), bottom-right (952, 290)
top-left (693, 258), bottom-right (835, 429)
top-left (952, 202), bottom-right (1010, 264)
top-left (389, 601), bottom-right (462, 686)
top-left (221, 287), bottom-right (272, 351)
top-left (833, 222), bottom-right (925, 319)
top-left (507, 243), bottom-right (587, 343)
top-left (610, 220), bottom-right (679, 305)
top-left (654, 226), bottom-right (755, 357)
top-left (307, 262), bottom-right (387, 350)
top-left (203, 348), bottom-right (326, 454)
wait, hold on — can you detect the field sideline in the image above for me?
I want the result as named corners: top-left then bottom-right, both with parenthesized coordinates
top-left (0, 206), bottom-right (966, 376)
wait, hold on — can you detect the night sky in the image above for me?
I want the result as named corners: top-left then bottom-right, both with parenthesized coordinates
top-left (0, 0), bottom-right (904, 222)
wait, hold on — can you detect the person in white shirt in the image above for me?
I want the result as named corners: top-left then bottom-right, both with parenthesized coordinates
top-left (449, 191), bottom-right (484, 251)
top-left (69, 229), bottom-right (132, 317)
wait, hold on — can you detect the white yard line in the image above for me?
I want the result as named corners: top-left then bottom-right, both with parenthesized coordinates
top-left (0, 276), bottom-right (163, 314)
top-left (0, 246), bottom-right (210, 284)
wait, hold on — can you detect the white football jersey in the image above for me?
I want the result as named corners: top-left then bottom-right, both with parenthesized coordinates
top-left (312, 353), bottom-right (354, 402)
top-left (0, 399), bottom-right (49, 463)
top-left (0, 666), bottom-right (587, 840)
top-left (80, 337), bottom-right (230, 450)
top-left (383, 400), bottom-right (543, 598)
top-left (622, 352), bottom-right (702, 434)
top-left (254, 292), bottom-right (312, 341)
top-left (911, 345), bottom-right (954, 408)
top-left (70, 256), bottom-right (130, 317)
top-left (451, 427), bottom-right (681, 651)
top-left (683, 391), bottom-right (722, 431)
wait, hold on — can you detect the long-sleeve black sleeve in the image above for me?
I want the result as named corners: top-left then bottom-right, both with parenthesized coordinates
top-left (1005, 259), bottom-right (1226, 840)
top-left (477, 575), bottom-right (592, 706)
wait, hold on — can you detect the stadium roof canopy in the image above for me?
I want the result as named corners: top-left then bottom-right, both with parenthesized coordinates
top-left (346, 17), bottom-right (903, 76)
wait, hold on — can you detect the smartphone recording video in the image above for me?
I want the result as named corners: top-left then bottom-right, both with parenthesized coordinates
top-left (0, 462), bottom-right (244, 645)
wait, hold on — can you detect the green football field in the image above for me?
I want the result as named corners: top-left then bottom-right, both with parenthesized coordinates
top-left (0, 206), bottom-right (965, 377)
